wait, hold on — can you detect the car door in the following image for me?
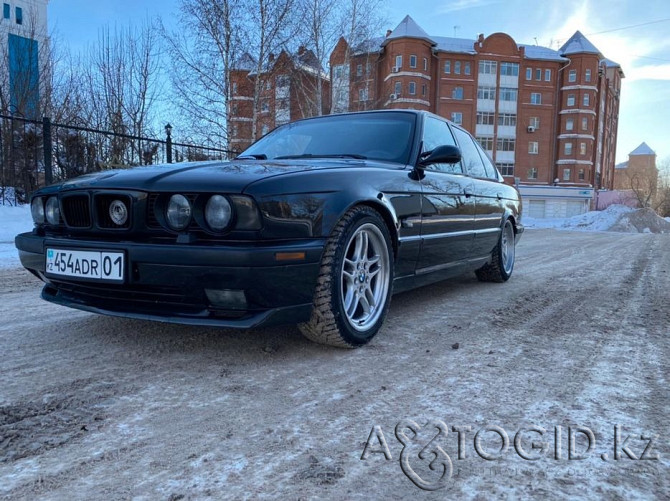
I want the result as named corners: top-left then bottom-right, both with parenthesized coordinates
top-left (416, 116), bottom-right (475, 272)
top-left (451, 126), bottom-right (505, 257)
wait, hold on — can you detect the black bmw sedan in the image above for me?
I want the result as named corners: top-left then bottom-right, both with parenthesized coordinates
top-left (15, 110), bottom-right (523, 347)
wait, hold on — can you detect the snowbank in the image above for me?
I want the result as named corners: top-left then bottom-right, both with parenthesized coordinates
top-left (0, 204), bottom-right (33, 268)
top-left (524, 204), bottom-right (670, 234)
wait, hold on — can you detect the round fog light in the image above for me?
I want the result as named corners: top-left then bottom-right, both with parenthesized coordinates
top-left (166, 194), bottom-right (192, 230)
top-left (31, 198), bottom-right (45, 224)
top-left (45, 197), bottom-right (60, 225)
top-left (205, 195), bottom-right (232, 231)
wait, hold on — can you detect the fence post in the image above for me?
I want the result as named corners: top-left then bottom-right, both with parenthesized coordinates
top-left (42, 116), bottom-right (53, 185)
top-left (165, 123), bottom-right (173, 164)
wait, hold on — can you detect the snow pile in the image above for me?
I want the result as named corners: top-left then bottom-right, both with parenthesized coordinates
top-left (0, 204), bottom-right (33, 268)
top-left (524, 204), bottom-right (670, 234)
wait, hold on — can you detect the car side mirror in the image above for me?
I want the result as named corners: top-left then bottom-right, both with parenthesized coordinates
top-left (419, 145), bottom-right (462, 167)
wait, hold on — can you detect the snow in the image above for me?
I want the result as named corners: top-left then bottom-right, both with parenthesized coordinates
top-left (0, 204), bottom-right (33, 268)
top-left (523, 204), bottom-right (635, 231)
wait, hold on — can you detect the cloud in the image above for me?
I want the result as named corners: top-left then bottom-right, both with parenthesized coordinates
top-left (625, 63), bottom-right (670, 82)
top-left (437, 0), bottom-right (502, 14)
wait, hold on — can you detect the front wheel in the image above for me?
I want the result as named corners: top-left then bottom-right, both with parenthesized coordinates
top-left (299, 206), bottom-right (394, 348)
top-left (475, 219), bottom-right (516, 283)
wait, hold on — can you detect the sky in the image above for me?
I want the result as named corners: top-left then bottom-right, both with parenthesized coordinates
top-left (48, 0), bottom-right (670, 165)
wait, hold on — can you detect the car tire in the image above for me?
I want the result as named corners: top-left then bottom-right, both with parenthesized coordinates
top-left (475, 219), bottom-right (516, 283)
top-left (299, 206), bottom-right (394, 348)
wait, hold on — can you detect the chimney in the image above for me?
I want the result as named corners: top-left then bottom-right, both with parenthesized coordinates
top-left (298, 45), bottom-right (306, 55)
top-left (386, 29), bottom-right (392, 38)
top-left (269, 53), bottom-right (275, 62)
top-left (477, 33), bottom-right (485, 43)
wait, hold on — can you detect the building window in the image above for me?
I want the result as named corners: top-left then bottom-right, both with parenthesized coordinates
top-left (423, 58), bottom-right (428, 71)
top-left (3, 3), bottom-right (9, 19)
top-left (451, 112), bottom-right (463, 124)
top-left (231, 125), bottom-right (238, 137)
top-left (464, 62), bottom-right (471, 75)
top-left (530, 92), bottom-right (542, 105)
top-left (535, 68), bottom-right (542, 80)
top-left (477, 86), bottom-right (496, 100)
top-left (477, 137), bottom-right (494, 150)
top-left (409, 81), bottom-right (416, 95)
top-left (563, 168), bottom-right (571, 181)
top-left (568, 69), bottom-right (576, 82)
top-left (232, 82), bottom-right (238, 94)
top-left (357, 64), bottom-right (363, 76)
top-left (529, 142), bottom-right (539, 154)
top-left (422, 84), bottom-right (426, 96)
top-left (358, 88), bottom-right (368, 101)
top-left (410, 55), bottom-right (417, 68)
top-left (564, 142), bottom-right (573, 155)
top-left (394, 81), bottom-right (401, 95)
top-left (580, 142), bottom-right (587, 155)
top-left (452, 86), bottom-right (464, 99)
top-left (479, 60), bottom-right (497, 74)
top-left (578, 168), bottom-right (585, 180)
top-left (454, 61), bottom-right (461, 74)
top-left (497, 163), bottom-right (514, 176)
top-left (15, 6), bottom-right (21, 24)
top-left (529, 117), bottom-right (540, 129)
top-left (497, 138), bottom-right (515, 151)
top-left (395, 55), bottom-right (402, 69)
top-left (499, 88), bottom-right (518, 101)
top-left (500, 62), bottom-right (519, 76)
top-left (566, 118), bottom-right (574, 131)
top-left (545, 69), bottom-right (551, 81)
top-left (498, 113), bottom-right (517, 126)
top-left (477, 112), bottom-right (495, 125)
top-left (261, 100), bottom-right (270, 113)
top-left (444, 61), bottom-right (451, 74)
top-left (585, 69), bottom-right (591, 82)
top-left (567, 94), bottom-right (575, 106)
top-left (261, 124), bottom-right (269, 135)
top-left (528, 168), bottom-right (538, 179)
top-left (581, 117), bottom-right (588, 130)
top-left (525, 67), bottom-right (532, 80)
top-left (583, 93), bottom-right (590, 106)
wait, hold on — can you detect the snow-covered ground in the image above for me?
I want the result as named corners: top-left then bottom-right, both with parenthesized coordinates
top-left (0, 204), bottom-right (33, 268)
top-left (524, 204), bottom-right (670, 234)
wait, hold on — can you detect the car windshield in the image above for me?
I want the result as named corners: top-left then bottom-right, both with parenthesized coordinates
top-left (240, 112), bottom-right (416, 165)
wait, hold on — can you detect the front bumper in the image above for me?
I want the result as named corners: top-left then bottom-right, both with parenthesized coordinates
top-left (15, 232), bottom-right (325, 329)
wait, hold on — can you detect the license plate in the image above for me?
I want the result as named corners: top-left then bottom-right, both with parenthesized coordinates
top-left (45, 248), bottom-right (125, 282)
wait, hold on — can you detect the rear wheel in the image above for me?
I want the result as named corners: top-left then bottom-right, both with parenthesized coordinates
top-left (475, 219), bottom-right (515, 283)
top-left (299, 206), bottom-right (394, 348)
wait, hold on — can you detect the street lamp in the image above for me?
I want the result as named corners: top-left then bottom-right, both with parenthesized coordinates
top-left (165, 123), bottom-right (173, 163)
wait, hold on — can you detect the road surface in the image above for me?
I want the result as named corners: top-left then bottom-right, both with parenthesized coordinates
top-left (1, 229), bottom-right (668, 499)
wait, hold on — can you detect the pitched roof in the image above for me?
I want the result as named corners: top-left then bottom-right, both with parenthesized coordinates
top-left (232, 53), bottom-right (256, 71)
top-left (520, 44), bottom-right (568, 62)
top-left (352, 36), bottom-right (385, 55)
top-left (559, 30), bottom-right (601, 56)
top-left (432, 36), bottom-right (477, 54)
top-left (615, 161), bottom-right (628, 169)
top-left (382, 15), bottom-right (434, 46)
top-left (629, 142), bottom-right (656, 156)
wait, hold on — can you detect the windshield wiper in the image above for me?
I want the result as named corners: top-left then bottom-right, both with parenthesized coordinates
top-left (274, 153), bottom-right (367, 160)
top-left (236, 154), bottom-right (267, 160)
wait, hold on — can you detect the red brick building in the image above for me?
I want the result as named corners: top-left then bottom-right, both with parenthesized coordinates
top-left (330, 15), bottom-right (623, 192)
top-left (229, 47), bottom-right (330, 152)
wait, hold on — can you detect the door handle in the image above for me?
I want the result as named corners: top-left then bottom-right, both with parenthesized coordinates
top-left (464, 188), bottom-right (472, 197)
top-left (497, 192), bottom-right (503, 200)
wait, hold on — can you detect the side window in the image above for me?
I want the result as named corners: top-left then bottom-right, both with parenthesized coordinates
top-left (451, 127), bottom-right (487, 178)
top-left (421, 116), bottom-right (462, 174)
top-left (473, 140), bottom-right (499, 179)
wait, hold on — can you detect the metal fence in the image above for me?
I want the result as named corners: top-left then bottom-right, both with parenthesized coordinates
top-left (0, 114), bottom-right (234, 205)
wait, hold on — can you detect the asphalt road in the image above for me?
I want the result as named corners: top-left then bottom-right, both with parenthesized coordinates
top-left (1, 229), bottom-right (668, 500)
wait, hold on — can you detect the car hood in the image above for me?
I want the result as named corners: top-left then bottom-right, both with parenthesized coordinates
top-left (50, 159), bottom-right (389, 193)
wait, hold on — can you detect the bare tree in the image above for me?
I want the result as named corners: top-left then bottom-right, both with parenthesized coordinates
top-left (161, 0), bottom-right (242, 150)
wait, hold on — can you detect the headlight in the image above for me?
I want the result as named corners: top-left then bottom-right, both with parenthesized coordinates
top-left (205, 195), bottom-right (232, 231)
top-left (31, 197), bottom-right (45, 224)
top-left (166, 194), bottom-right (192, 230)
top-left (45, 197), bottom-right (60, 225)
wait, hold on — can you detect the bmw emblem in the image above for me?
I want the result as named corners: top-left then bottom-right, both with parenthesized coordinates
top-left (109, 200), bottom-right (128, 226)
